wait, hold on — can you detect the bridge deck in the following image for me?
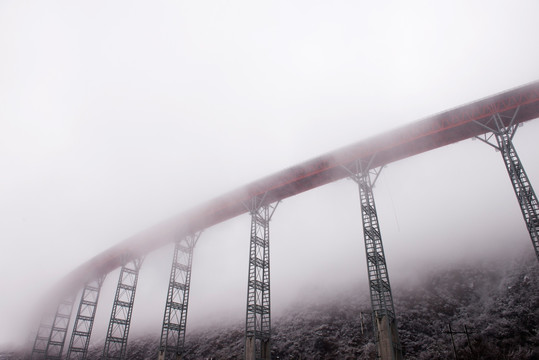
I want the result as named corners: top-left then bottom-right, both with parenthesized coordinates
top-left (57, 81), bottom-right (539, 297)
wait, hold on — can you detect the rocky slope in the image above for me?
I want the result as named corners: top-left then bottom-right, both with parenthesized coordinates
top-left (3, 253), bottom-right (539, 359)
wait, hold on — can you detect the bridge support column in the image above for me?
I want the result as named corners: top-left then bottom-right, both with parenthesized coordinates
top-left (31, 313), bottom-right (53, 359)
top-left (346, 160), bottom-right (403, 360)
top-left (244, 195), bottom-right (278, 360)
top-left (46, 296), bottom-right (75, 359)
top-left (474, 107), bottom-right (539, 262)
top-left (158, 233), bottom-right (200, 360)
top-left (102, 257), bottom-right (143, 360)
top-left (66, 276), bottom-right (105, 359)
top-left (32, 296), bottom-right (75, 360)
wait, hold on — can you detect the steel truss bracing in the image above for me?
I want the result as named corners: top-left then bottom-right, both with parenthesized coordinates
top-left (66, 277), bottom-right (105, 360)
top-left (102, 257), bottom-right (144, 360)
top-left (32, 313), bottom-right (54, 359)
top-left (46, 297), bottom-right (75, 360)
top-left (31, 296), bottom-right (75, 360)
top-left (158, 233), bottom-right (201, 360)
top-left (46, 297), bottom-right (75, 359)
top-left (346, 160), bottom-right (403, 360)
top-left (473, 106), bottom-right (539, 262)
top-left (244, 195), bottom-right (278, 360)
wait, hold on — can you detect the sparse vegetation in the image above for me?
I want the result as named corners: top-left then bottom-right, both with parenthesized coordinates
top-left (3, 254), bottom-right (538, 359)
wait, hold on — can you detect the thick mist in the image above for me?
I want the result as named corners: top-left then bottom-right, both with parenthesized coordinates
top-left (1, 0), bottom-right (539, 351)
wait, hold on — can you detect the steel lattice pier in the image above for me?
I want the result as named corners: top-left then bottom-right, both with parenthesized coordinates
top-left (102, 258), bottom-right (143, 360)
top-left (66, 277), bottom-right (105, 360)
top-left (245, 196), bottom-right (277, 360)
top-left (474, 107), bottom-right (539, 261)
top-left (347, 160), bottom-right (403, 360)
top-left (32, 296), bottom-right (75, 360)
top-left (158, 233), bottom-right (199, 360)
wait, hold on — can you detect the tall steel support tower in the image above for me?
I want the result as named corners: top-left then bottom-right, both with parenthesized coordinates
top-left (474, 107), bottom-right (539, 261)
top-left (102, 257), bottom-right (143, 360)
top-left (32, 296), bottom-right (75, 360)
top-left (244, 195), bottom-right (278, 360)
top-left (31, 314), bottom-right (53, 359)
top-left (66, 277), bottom-right (105, 360)
top-left (46, 296), bottom-right (75, 359)
top-left (158, 233), bottom-right (200, 360)
top-left (346, 160), bottom-right (403, 360)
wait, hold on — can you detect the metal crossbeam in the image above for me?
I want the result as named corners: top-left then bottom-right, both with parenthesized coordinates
top-left (245, 196), bottom-right (278, 360)
top-left (158, 233), bottom-right (200, 360)
top-left (346, 160), bottom-right (402, 360)
top-left (102, 258), bottom-right (143, 360)
top-left (474, 108), bottom-right (539, 262)
top-left (66, 277), bottom-right (105, 359)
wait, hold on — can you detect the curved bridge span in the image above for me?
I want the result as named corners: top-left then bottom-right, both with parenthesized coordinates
top-left (64, 81), bottom-right (539, 292)
top-left (34, 81), bottom-right (539, 360)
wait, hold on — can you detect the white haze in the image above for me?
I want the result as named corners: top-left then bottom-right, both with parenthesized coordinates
top-left (1, 0), bottom-right (539, 349)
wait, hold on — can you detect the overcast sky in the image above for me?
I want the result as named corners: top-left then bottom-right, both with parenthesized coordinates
top-left (1, 0), bottom-right (539, 350)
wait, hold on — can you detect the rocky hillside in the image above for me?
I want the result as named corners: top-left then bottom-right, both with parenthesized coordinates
top-left (173, 254), bottom-right (539, 360)
top-left (396, 255), bottom-right (539, 360)
top-left (3, 253), bottom-right (539, 359)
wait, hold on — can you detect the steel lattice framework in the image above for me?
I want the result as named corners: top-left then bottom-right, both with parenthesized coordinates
top-left (42, 296), bottom-right (75, 360)
top-left (158, 233), bottom-right (200, 360)
top-left (346, 160), bottom-right (402, 360)
top-left (474, 107), bottom-right (539, 261)
top-left (66, 277), bottom-right (105, 360)
top-left (31, 297), bottom-right (74, 360)
top-left (31, 313), bottom-right (54, 359)
top-left (102, 258), bottom-right (143, 360)
top-left (245, 196), bottom-right (278, 360)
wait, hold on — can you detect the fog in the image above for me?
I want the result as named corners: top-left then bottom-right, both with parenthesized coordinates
top-left (1, 0), bottom-right (539, 350)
